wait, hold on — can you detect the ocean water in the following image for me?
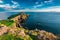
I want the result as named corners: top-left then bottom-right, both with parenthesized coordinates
top-left (0, 12), bottom-right (60, 34)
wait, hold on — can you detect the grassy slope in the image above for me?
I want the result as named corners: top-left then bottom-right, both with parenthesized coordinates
top-left (0, 13), bottom-right (21, 26)
top-left (0, 33), bottom-right (32, 40)
top-left (0, 20), bottom-right (14, 26)
top-left (0, 13), bottom-right (33, 40)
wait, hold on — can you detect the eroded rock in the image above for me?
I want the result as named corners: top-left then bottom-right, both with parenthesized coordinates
top-left (0, 27), bottom-right (8, 35)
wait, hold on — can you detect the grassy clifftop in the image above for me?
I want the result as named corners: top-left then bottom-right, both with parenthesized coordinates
top-left (0, 12), bottom-right (29, 28)
top-left (0, 20), bottom-right (14, 26)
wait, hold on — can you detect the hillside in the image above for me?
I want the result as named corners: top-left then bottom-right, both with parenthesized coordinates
top-left (0, 20), bottom-right (14, 27)
top-left (0, 12), bottom-right (59, 40)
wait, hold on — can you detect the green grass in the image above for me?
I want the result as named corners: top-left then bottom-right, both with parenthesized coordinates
top-left (29, 34), bottom-right (37, 40)
top-left (0, 20), bottom-right (14, 26)
top-left (0, 33), bottom-right (32, 40)
top-left (0, 34), bottom-right (23, 40)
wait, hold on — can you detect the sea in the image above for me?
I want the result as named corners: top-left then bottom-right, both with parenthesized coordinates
top-left (0, 12), bottom-right (60, 34)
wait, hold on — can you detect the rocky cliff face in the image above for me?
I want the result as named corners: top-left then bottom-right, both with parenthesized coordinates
top-left (0, 12), bottom-right (59, 40)
top-left (56, 34), bottom-right (60, 40)
top-left (11, 12), bottom-right (29, 28)
top-left (29, 29), bottom-right (57, 40)
top-left (0, 12), bottom-right (29, 36)
top-left (37, 30), bottom-right (57, 40)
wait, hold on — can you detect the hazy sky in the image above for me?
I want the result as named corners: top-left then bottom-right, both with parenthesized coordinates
top-left (0, 0), bottom-right (60, 12)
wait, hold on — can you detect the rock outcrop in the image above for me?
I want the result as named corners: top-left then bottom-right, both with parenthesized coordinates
top-left (0, 27), bottom-right (8, 35)
top-left (37, 30), bottom-right (57, 40)
top-left (11, 12), bottom-right (29, 28)
top-left (29, 30), bottom-right (57, 40)
top-left (56, 34), bottom-right (60, 40)
top-left (18, 29), bottom-right (25, 36)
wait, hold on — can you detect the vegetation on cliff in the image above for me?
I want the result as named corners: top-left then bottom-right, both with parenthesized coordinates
top-left (0, 20), bottom-right (14, 26)
top-left (0, 12), bottom-right (59, 40)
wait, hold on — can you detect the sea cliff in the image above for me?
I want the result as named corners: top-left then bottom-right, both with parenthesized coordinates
top-left (0, 12), bottom-right (59, 40)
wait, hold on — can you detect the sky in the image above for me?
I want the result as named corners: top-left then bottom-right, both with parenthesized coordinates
top-left (0, 0), bottom-right (60, 12)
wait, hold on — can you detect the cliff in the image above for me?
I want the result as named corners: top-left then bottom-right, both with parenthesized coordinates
top-left (0, 12), bottom-right (59, 40)
top-left (10, 12), bottom-right (29, 28)
top-left (0, 12), bottom-right (29, 27)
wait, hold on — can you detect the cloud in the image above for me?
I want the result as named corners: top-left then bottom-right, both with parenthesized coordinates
top-left (11, 1), bottom-right (18, 5)
top-left (11, 1), bottom-right (20, 7)
top-left (35, 2), bottom-right (39, 5)
top-left (0, 0), bottom-right (20, 10)
top-left (34, 4), bottom-right (43, 8)
top-left (0, 4), bottom-right (14, 10)
top-left (0, 5), bottom-right (5, 7)
top-left (38, 6), bottom-right (60, 12)
top-left (33, 0), bottom-right (53, 8)
top-left (1, 6), bottom-right (60, 12)
top-left (0, 0), bottom-right (3, 3)
top-left (33, 2), bottom-right (43, 8)
top-left (44, 0), bottom-right (53, 3)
